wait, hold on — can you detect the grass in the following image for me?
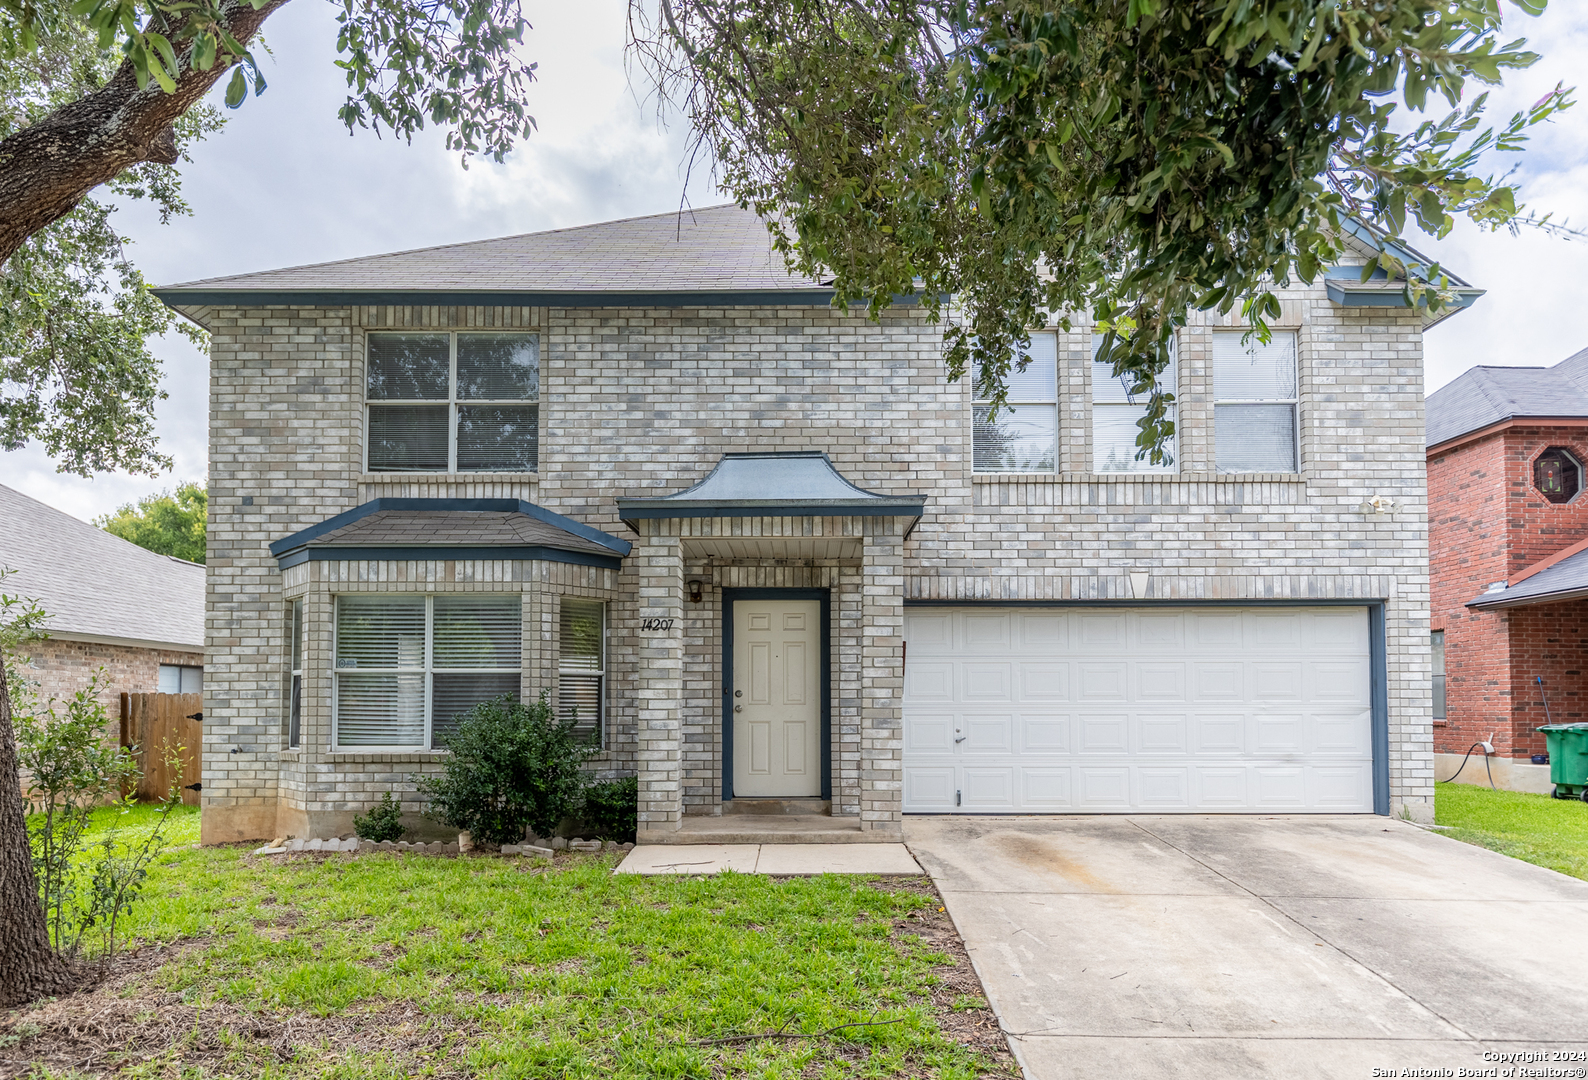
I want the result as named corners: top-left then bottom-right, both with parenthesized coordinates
top-left (1435, 782), bottom-right (1588, 881)
top-left (2, 820), bottom-right (1009, 1079)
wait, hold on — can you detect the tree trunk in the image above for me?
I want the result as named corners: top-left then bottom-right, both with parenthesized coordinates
top-left (0, 660), bottom-right (75, 1008)
top-left (0, 0), bottom-right (290, 267)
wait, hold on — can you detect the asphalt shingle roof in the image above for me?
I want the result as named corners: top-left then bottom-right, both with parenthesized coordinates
top-left (1468, 543), bottom-right (1588, 609)
top-left (158, 204), bottom-right (825, 296)
top-left (311, 510), bottom-right (616, 557)
top-left (1427, 347), bottom-right (1588, 448)
top-left (0, 484), bottom-right (204, 650)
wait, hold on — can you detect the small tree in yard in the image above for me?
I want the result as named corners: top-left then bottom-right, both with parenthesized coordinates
top-left (414, 693), bottom-right (597, 846)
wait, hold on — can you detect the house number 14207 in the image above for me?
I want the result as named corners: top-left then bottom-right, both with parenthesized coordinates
top-left (640, 617), bottom-right (675, 632)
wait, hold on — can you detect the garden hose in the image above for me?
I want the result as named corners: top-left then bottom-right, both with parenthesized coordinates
top-left (1442, 742), bottom-right (1496, 790)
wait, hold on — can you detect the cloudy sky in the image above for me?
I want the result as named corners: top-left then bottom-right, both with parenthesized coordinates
top-left (7, 0), bottom-right (1588, 522)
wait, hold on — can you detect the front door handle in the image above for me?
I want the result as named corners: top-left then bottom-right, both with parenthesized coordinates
top-left (954, 736), bottom-right (966, 743)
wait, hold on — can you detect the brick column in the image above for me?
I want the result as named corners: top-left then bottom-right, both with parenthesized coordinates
top-left (860, 523), bottom-right (905, 835)
top-left (635, 529), bottom-right (685, 839)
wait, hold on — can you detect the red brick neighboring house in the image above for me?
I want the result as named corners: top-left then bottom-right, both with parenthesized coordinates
top-left (1427, 349), bottom-right (1588, 794)
top-left (0, 483), bottom-right (204, 729)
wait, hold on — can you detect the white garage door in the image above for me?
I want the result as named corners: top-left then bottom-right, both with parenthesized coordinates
top-left (903, 606), bottom-right (1375, 813)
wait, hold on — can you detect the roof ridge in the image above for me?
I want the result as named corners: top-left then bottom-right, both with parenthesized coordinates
top-left (161, 202), bottom-right (748, 290)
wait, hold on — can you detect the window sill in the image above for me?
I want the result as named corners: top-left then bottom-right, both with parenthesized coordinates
top-left (972, 471), bottom-right (1307, 484)
top-left (325, 750), bottom-right (451, 762)
top-left (360, 472), bottom-right (539, 484)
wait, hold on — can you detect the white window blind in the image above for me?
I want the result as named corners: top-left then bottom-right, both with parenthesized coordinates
top-left (366, 332), bottom-right (539, 473)
top-left (559, 598), bottom-right (605, 746)
top-left (158, 665), bottom-right (202, 694)
top-left (972, 332), bottom-right (1058, 473)
top-left (333, 594), bottom-right (521, 749)
top-left (1214, 331), bottom-right (1299, 473)
top-left (1091, 337), bottom-right (1176, 472)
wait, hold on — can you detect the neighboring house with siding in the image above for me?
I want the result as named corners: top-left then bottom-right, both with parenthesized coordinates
top-left (1426, 350), bottom-right (1588, 795)
top-left (0, 482), bottom-right (205, 722)
top-left (154, 205), bottom-right (1474, 845)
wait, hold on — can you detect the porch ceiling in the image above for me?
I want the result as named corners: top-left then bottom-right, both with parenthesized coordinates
top-left (682, 535), bottom-right (862, 561)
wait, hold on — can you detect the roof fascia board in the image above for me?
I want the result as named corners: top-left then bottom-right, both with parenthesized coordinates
top-left (1325, 280), bottom-right (1485, 308)
top-left (40, 629), bottom-right (204, 653)
top-left (1338, 216), bottom-right (1473, 288)
top-left (1467, 583), bottom-right (1588, 611)
top-left (155, 288), bottom-right (882, 309)
top-left (617, 501), bottom-right (925, 522)
top-left (275, 545), bottom-right (623, 571)
top-left (1426, 417), bottom-right (1588, 457)
top-left (268, 497), bottom-right (631, 558)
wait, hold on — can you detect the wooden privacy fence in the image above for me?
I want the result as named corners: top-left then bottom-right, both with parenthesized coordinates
top-left (120, 693), bottom-right (202, 806)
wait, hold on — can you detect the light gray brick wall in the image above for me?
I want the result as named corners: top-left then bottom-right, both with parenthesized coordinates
top-left (200, 289), bottom-right (1433, 840)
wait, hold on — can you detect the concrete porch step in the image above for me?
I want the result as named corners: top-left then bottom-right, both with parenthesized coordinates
top-left (652, 815), bottom-right (898, 845)
top-left (725, 798), bottom-right (831, 816)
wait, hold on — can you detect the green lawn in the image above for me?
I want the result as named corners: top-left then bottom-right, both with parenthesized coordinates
top-left (1435, 782), bottom-right (1588, 882)
top-left (3, 807), bottom-right (1009, 1079)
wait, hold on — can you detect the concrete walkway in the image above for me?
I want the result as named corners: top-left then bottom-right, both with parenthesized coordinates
top-left (615, 843), bottom-right (922, 875)
top-left (906, 815), bottom-right (1588, 1080)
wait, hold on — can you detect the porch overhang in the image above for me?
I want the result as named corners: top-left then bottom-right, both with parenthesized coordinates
top-left (614, 452), bottom-right (925, 536)
top-left (1467, 538), bottom-right (1588, 611)
top-left (268, 497), bottom-right (631, 570)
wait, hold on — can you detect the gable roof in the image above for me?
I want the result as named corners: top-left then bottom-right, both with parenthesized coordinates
top-left (154, 204), bottom-right (836, 310)
top-left (1426, 347), bottom-right (1588, 451)
top-left (0, 483), bottom-right (204, 651)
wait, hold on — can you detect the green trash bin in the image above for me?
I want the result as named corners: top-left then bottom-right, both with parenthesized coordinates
top-left (1536, 723), bottom-right (1588, 801)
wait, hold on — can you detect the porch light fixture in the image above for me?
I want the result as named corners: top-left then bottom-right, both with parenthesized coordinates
top-left (1356, 494), bottom-right (1395, 515)
top-left (687, 579), bottom-right (704, 604)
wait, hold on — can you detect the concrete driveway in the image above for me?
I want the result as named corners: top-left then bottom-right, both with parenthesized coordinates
top-left (906, 816), bottom-right (1588, 1079)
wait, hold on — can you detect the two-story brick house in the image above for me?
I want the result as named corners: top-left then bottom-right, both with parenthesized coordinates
top-left (1427, 351), bottom-right (1588, 795)
top-left (155, 205), bottom-right (1470, 844)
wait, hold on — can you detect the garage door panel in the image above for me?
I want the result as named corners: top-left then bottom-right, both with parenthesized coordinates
top-left (1022, 716), bottom-right (1071, 752)
top-left (1019, 662), bottom-right (1069, 700)
top-left (1139, 714), bottom-right (1189, 754)
top-left (1078, 714), bottom-right (1129, 753)
top-left (1138, 767), bottom-right (1191, 808)
top-left (1022, 768), bottom-right (1073, 807)
top-left (902, 606), bottom-right (1375, 814)
top-left (1078, 767), bottom-right (1132, 807)
top-left (904, 712), bottom-right (956, 754)
top-left (904, 766), bottom-right (956, 809)
top-left (1194, 714), bottom-right (1245, 754)
top-left (905, 661), bottom-right (955, 701)
top-left (1077, 663), bottom-right (1127, 700)
top-left (963, 768), bottom-right (1015, 808)
top-left (964, 715), bottom-right (1014, 753)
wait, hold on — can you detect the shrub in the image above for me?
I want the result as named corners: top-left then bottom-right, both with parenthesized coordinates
top-left (413, 692), bottom-right (596, 845)
top-left (581, 777), bottom-right (638, 843)
top-left (353, 791), bottom-right (405, 842)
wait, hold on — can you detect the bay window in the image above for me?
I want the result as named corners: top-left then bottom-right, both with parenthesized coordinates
top-left (365, 332), bottom-right (539, 473)
top-left (284, 599), bottom-right (303, 748)
top-left (333, 594), bottom-right (522, 749)
top-left (559, 598), bottom-right (605, 745)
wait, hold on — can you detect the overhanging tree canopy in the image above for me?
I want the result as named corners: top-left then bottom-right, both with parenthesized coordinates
top-left (634, 0), bottom-right (1570, 463)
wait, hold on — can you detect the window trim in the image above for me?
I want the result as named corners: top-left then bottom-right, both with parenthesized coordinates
top-left (330, 593), bottom-right (523, 751)
top-left (558, 597), bottom-right (607, 749)
top-left (1090, 335), bottom-right (1178, 474)
top-left (971, 331), bottom-right (1059, 475)
top-left (1212, 329), bottom-right (1301, 475)
top-left (363, 330), bottom-right (540, 475)
top-left (286, 599), bottom-right (303, 749)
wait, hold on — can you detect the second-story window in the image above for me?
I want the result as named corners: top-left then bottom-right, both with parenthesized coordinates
top-left (972, 332), bottom-right (1058, 473)
top-left (365, 332), bottom-right (539, 473)
top-left (1213, 330), bottom-right (1299, 474)
top-left (1092, 337), bottom-right (1177, 472)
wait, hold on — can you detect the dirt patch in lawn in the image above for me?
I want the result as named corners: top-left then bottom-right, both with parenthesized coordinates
top-left (866, 875), bottom-right (1019, 1076)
